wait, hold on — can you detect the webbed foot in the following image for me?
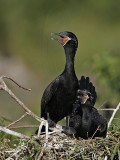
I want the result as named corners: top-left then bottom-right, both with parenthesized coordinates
top-left (62, 126), bottom-right (76, 135)
top-left (47, 118), bottom-right (56, 128)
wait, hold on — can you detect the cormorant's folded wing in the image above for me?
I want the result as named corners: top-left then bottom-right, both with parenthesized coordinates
top-left (41, 77), bottom-right (60, 117)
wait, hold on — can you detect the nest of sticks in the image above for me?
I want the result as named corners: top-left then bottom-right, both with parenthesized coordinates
top-left (0, 126), bottom-right (120, 160)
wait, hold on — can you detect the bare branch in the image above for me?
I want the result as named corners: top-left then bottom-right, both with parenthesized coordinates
top-left (6, 113), bottom-right (28, 128)
top-left (37, 121), bottom-right (44, 137)
top-left (108, 102), bottom-right (120, 129)
top-left (0, 126), bottom-right (29, 139)
top-left (98, 101), bottom-right (107, 109)
top-left (98, 108), bottom-right (115, 111)
top-left (0, 75), bottom-right (46, 123)
top-left (45, 121), bottom-right (49, 141)
top-left (9, 125), bottom-right (39, 129)
top-left (0, 75), bottom-right (63, 139)
top-left (2, 75), bottom-right (31, 91)
top-left (90, 125), bottom-right (100, 139)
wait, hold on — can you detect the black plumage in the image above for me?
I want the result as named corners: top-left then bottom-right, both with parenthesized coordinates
top-left (69, 76), bottom-right (108, 139)
top-left (41, 31), bottom-right (79, 127)
top-left (78, 76), bottom-right (97, 106)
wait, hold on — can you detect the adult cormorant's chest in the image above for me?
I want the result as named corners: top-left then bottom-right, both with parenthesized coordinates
top-left (57, 74), bottom-right (78, 100)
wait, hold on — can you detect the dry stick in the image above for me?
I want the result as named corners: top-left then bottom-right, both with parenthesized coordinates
top-left (0, 76), bottom-right (63, 159)
top-left (0, 76), bottom-right (62, 135)
top-left (47, 129), bottom-right (61, 135)
top-left (38, 121), bottom-right (44, 137)
top-left (37, 142), bottom-right (47, 160)
top-left (104, 156), bottom-right (108, 160)
top-left (6, 149), bottom-right (22, 160)
top-left (0, 126), bottom-right (29, 139)
top-left (37, 122), bottom-right (49, 160)
top-left (6, 113), bottom-right (28, 128)
top-left (45, 121), bottom-right (49, 141)
top-left (98, 101), bottom-right (107, 109)
top-left (2, 75), bottom-right (31, 91)
top-left (98, 108), bottom-right (115, 111)
top-left (9, 125), bottom-right (39, 129)
top-left (90, 125), bottom-right (100, 140)
top-left (108, 102), bottom-right (120, 129)
top-left (0, 76), bottom-right (48, 123)
top-left (114, 118), bottom-right (120, 121)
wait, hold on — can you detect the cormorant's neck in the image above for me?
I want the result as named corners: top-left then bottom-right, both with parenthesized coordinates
top-left (86, 100), bottom-right (93, 107)
top-left (81, 101), bottom-right (93, 108)
top-left (64, 46), bottom-right (76, 74)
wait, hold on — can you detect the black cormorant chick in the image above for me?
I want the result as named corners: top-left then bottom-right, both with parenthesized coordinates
top-left (41, 31), bottom-right (79, 132)
top-left (69, 76), bottom-right (108, 139)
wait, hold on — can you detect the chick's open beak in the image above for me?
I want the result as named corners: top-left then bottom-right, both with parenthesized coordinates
top-left (77, 89), bottom-right (90, 104)
top-left (79, 94), bottom-right (88, 104)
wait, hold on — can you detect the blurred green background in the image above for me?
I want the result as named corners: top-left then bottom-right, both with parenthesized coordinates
top-left (0, 0), bottom-right (120, 134)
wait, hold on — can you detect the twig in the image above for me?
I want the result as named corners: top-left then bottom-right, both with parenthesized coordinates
top-left (0, 126), bottom-right (29, 139)
top-left (114, 118), bottom-right (120, 121)
top-left (0, 75), bottom-right (63, 139)
top-left (6, 113), bottom-right (28, 128)
top-left (37, 121), bottom-right (49, 160)
top-left (108, 102), bottom-right (120, 129)
top-left (98, 109), bottom-right (115, 111)
top-left (9, 125), bottom-right (39, 129)
top-left (37, 121), bottom-right (44, 137)
top-left (0, 75), bottom-right (48, 123)
top-left (6, 149), bottom-right (21, 160)
top-left (104, 156), bottom-right (108, 160)
top-left (2, 75), bottom-right (31, 91)
top-left (90, 125), bottom-right (100, 139)
top-left (98, 101), bottom-right (107, 109)
top-left (37, 142), bottom-right (47, 160)
top-left (45, 121), bottom-right (49, 141)
top-left (47, 129), bottom-right (61, 135)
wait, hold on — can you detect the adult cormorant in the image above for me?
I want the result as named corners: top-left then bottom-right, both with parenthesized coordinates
top-left (69, 76), bottom-right (108, 139)
top-left (41, 31), bottom-right (79, 131)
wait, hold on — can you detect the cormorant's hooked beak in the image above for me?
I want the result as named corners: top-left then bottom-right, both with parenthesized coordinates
top-left (51, 32), bottom-right (71, 46)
